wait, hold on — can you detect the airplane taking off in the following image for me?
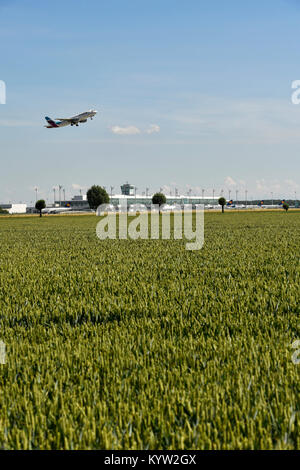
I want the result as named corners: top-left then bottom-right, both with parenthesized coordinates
top-left (44, 109), bottom-right (97, 128)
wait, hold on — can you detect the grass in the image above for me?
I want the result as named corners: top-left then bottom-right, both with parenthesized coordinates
top-left (0, 211), bottom-right (299, 449)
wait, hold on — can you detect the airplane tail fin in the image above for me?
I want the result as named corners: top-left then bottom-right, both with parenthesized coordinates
top-left (45, 116), bottom-right (59, 128)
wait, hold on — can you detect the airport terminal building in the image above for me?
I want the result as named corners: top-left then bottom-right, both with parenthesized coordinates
top-left (55, 183), bottom-right (219, 211)
top-left (112, 184), bottom-right (219, 208)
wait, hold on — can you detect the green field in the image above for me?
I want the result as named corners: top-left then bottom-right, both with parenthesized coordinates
top-left (0, 212), bottom-right (299, 449)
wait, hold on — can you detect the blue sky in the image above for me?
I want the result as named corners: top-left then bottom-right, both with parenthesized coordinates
top-left (0, 0), bottom-right (300, 203)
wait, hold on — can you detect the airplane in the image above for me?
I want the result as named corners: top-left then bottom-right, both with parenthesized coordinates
top-left (44, 109), bottom-right (97, 128)
top-left (42, 207), bottom-right (72, 214)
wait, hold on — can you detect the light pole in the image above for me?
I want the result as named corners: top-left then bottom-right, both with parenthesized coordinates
top-left (146, 187), bottom-right (149, 197)
top-left (236, 189), bottom-right (239, 204)
top-left (229, 189), bottom-right (231, 202)
top-left (271, 192), bottom-right (273, 207)
top-left (213, 188), bottom-right (215, 204)
top-left (63, 188), bottom-right (65, 202)
top-left (59, 185), bottom-right (62, 207)
top-left (245, 190), bottom-right (248, 207)
top-left (35, 187), bottom-right (38, 203)
top-left (53, 187), bottom-right (56, 205)
top-left (110, 186), bottom-right (114, 197)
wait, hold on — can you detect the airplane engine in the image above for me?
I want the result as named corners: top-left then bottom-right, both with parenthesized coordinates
top-left (81, 119), bottom-right (87, 123)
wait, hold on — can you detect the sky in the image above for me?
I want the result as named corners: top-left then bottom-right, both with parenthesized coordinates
top-left (0, 0), bottom-right (300, 204)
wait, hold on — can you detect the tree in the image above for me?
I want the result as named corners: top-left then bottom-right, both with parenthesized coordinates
top-left (35, 199), bottom-right (46, 217)
top-left (283, 202), bottom-right (289, 212)
top-left (152, 192), bottom-right (167, 214)
top-left (218, 197), bottom-right (226, 213)
top-left (0, 207), bottom-right (8, 214)
top-left (152, 192), bottom-right (166, 206)
top-left (87, 185), bottom-right (110, 210)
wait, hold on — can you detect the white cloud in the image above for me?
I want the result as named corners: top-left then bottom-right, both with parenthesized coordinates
top-left (71, 183), bottom-right (83, 190)
top-left (224, 176), bottom-right (237, 187)
top-left (284, 179), bottom-right (299, 192)
top-left (111, 125), bottom-right (141, 135)
top-left (146, 124), bottom-right (160, 134)
top-left (256, 179), bottom-right (282, 195)
top-left (110, 124), bottom-right (160, 136)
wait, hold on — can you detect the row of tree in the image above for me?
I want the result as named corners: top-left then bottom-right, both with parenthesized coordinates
top-left (33, 186), bottom-right (290, 217)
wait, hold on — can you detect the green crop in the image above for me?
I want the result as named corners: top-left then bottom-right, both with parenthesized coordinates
top-left (0, 211), bottom-right (299, 449)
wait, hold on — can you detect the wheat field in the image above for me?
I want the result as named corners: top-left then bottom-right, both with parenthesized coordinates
top-left (0, 211), bottom-right (299, 449)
